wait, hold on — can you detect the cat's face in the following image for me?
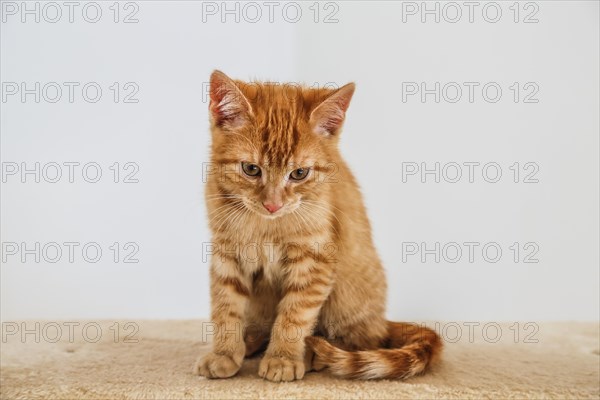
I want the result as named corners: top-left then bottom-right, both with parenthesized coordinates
top-left (211, 122), bottom-right (328, 220)
top-left (207, 71), bottom-right (354, 220)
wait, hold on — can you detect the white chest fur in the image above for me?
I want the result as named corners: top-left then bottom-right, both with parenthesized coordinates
top-left (238, 241), bottom-right (285, 286)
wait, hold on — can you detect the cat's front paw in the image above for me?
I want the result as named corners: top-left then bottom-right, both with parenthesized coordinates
top-left (259, 354), bottom-right (305, 382)
top-left (195, 352), bottom-right (240, 379)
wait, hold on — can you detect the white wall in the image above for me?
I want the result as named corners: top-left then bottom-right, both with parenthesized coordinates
top-left (1, 1), bottom-right (598, 321)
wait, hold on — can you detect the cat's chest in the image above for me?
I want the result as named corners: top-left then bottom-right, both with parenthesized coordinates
top-left (239, 241), bottom-right (286, 285)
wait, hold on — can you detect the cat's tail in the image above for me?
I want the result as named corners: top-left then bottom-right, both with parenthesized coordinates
top-left (305, 321), bottom-right (442, 380)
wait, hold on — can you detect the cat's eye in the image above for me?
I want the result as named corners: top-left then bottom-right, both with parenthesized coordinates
top-left (241, 162), bottom-right (261, 177)
top-left (289, 168), bottom-right (310, 181)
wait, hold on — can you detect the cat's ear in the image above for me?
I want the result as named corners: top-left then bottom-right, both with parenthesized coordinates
top-left (209, 70), bottom-right (253, 129)
top-left (309, 83), bottom-right (355, 136)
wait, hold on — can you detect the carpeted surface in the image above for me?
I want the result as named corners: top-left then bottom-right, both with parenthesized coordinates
top-left (1, 320), bottom-right (598, 399)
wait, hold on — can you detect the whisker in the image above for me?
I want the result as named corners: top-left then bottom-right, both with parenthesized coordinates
top-left (299, 203), bottom-right (339, 237)
top-left (302, 200), bottom-right (343, 226)
top-left (209, 202), bottom-right (244, 227)
top-left (215, 203), bottom-right (247, 232)
top-left (297, 204), bottom-right (325, 234)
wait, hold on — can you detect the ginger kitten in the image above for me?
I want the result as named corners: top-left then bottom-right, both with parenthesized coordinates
top-left (195, 70), bottom-right (442, 381)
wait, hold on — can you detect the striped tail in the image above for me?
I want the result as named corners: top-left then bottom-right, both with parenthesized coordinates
top-left (305, 321), bottom-right (442, 380)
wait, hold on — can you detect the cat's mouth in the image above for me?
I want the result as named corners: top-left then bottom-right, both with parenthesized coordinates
top-left (243, 199), bottom-right (300, 220)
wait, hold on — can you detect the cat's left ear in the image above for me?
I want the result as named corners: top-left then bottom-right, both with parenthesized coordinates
top-left (309, 83), bottom-right (355, 136)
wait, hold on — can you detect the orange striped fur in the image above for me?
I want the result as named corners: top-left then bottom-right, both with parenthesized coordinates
top-left (195, 70), bottom-right (442, 382)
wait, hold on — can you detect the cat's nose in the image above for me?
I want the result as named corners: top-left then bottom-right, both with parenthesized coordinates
top-left (263, 202), bottom-right (283, 214)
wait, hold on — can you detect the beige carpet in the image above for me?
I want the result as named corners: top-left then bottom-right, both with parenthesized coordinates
top-left (1, 320), bottom-right (598, 399)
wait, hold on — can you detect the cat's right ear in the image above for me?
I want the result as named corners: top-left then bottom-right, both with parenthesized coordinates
top-left (309, 83), bottom-right (355, 136)
top-left (209, 70), bottom-right (253, 129)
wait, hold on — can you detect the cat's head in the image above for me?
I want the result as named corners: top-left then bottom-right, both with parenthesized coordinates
top-left (207, 70), bottom-right (354, 220)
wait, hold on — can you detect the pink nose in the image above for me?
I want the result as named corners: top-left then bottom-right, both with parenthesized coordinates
top-left (263, 202), bottom-right (283, 214)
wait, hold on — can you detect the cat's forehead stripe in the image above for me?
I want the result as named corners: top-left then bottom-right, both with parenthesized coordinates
top-left (259, 106), bottom-right (301, 167)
